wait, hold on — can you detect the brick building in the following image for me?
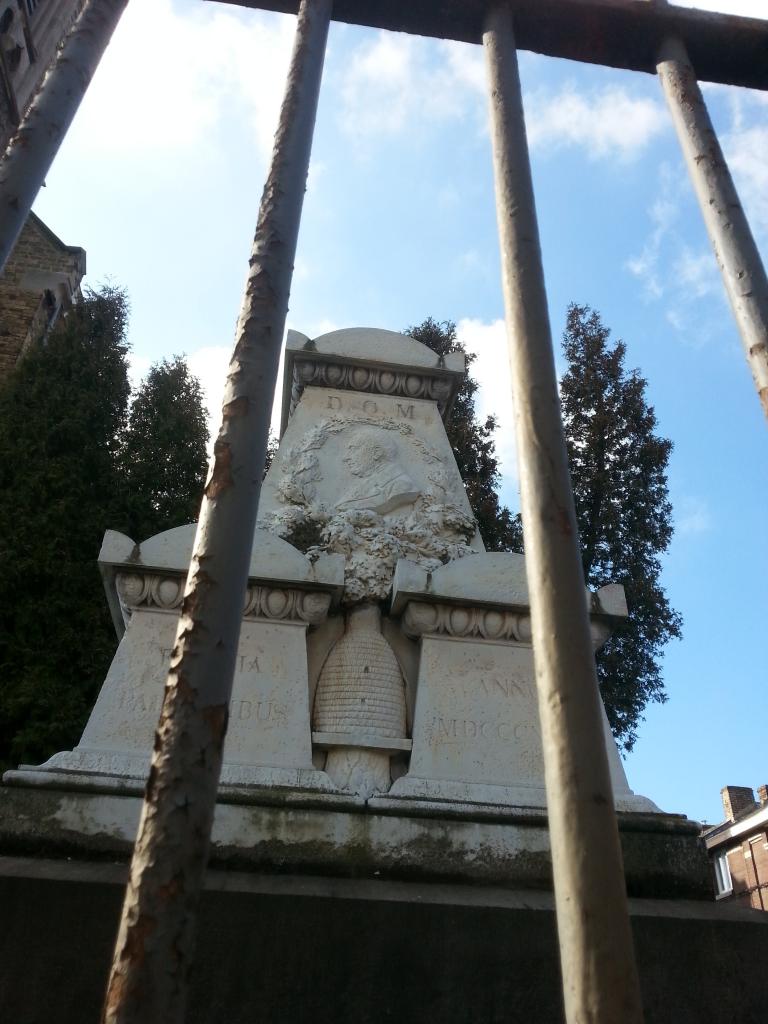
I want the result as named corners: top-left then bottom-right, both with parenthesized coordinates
top-left (0, 211), bottom-right (85, 381)
top-left (1, 0), bottom-right (84, 155)
top-left (703, 784), bottom-right (768, 911)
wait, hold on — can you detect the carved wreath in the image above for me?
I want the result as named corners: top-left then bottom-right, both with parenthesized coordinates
top-left (263, 415), bottom-right (476, 605)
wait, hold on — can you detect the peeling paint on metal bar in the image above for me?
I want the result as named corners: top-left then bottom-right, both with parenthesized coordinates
top-left (658, 33), bottom-right (768, 423)
top-left (101, 2), bottom-right (333, 1021)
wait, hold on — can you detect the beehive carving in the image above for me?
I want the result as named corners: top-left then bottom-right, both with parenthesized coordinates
top-left (313, 604), bottom-right (406, 740)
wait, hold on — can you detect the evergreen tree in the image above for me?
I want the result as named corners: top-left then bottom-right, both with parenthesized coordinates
top-left (560, 304), bottom-right (681, 750)
top-left (122, 356), bottom-right (209, 541)
top-left (0, 295), bottom-right (211, 769)
top-left (407, 310), bottom-right (680, 750)
top-left (0, 286), bottom-right (131, 767)
top-left (405, 318), bottom-right (522, 552)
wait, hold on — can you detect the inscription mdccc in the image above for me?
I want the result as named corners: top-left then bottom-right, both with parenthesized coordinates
top-left (428, 716), bottom-right (539, 743)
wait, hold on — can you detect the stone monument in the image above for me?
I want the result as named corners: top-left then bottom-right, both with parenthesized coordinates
top-left (5, 327), bottom-right (752, 1024)
top-left (6, 326), bottom-right (657, 821)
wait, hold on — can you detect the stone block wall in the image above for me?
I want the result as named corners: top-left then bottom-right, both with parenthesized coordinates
top-left (0, 212), bottom-right (85, 384)
top-left (2, 860), bottom-right (768, 1024)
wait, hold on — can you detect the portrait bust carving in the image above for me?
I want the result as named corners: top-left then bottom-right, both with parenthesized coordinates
top-left (337, 429), bottom-right (420, 515)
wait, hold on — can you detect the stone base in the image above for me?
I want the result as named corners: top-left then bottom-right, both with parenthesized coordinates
top-left (386, 774), bottom-right (660, 814)
top-left (7, 747), bottom-right (338, 794)
top-left (1, 855), bottom-right (766, 1024)
top-left (0, 781), bottom-right (709, 899)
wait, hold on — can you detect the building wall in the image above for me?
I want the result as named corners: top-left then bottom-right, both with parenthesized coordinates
top-left (724, 828), bottom-right (768, 911)
top-left (0, 212), bottom-right (85, 382)
top-left (706, 785), bottom-right (768, 912)
top-left (0, 0), bottom-right (85, 154)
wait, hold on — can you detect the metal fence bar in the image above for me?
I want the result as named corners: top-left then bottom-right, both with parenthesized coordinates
top-left (100, 1), bottom-right (332, 1021)
top-left (656, 32), bottom-right (768, 421)
top-left (482, 5), bottom-right (644, 1022)
top-left (212, 0), bottom-right (768, 91)
top-left (0, 0), bottom-right (129, 274)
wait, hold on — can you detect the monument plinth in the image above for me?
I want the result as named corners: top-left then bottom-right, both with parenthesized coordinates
top-left (2, 327), bottom-right (703, 898)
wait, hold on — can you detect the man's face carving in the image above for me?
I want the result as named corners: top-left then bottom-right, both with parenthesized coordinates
top-left (343, 434), bottom-right (395, 477)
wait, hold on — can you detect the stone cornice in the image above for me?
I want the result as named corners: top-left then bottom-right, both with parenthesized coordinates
top-left (401, 598), bottom-right (612, 651)
top-left (402, 600), bottom-right (530, 643)
top-left (287, 355), bottom-right (459, 427)
top-left (116, 572), bottom-right (332, 626)
top-left (280, 328), bottom-right (466, 433)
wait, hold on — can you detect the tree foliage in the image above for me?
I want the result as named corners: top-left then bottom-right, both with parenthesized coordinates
top-left (405, 318), bottom-right (523, 552)
top-left (0, 288), bottom-right (209, 769)
top-left (122, 356), bottom-right (209, 540)
top-left (0, 286), bottom-right (131, 767)
top-left (560, 304), bottom-right (681, 750)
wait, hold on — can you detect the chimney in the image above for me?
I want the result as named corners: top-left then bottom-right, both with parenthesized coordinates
top-left (758, 785), bottom-right (768, 806)
top-left (721, 785), bottom-right (756, 821)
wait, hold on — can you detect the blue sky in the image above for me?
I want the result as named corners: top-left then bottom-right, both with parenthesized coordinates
top-left (32, 0), bottom-right (767, 825)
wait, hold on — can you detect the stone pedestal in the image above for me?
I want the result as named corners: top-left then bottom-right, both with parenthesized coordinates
top-left (3, 847), bottom-right (767, 1024)
top-left (2, 325), bottom-right (699, 917)
top-left (5, 525), bottom-right (345, 794)
top-left (385, 555), bottom-right (656, 813)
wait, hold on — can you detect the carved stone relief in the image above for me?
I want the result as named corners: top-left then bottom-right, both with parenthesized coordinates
top-left (116, 572), bottom-right (331, 626)
top-left (312, 604), bottom-right (408, 799)
top-left (263, 414), bottom-right (477, 605)
top-left (289, 358), bottom-right (455, 420)
top-left (402, 601), bottom-right (532, 644)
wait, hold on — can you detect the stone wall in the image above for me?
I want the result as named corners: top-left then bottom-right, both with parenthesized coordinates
top-left (1, 858), bottom-right (767, 1024)
top-left (0, 213), bottom-right (85, 383)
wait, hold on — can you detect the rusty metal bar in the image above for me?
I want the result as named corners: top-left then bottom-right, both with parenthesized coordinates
top-left (656, 32), bottom-right (768, 421)
top-left (213, 0), bottom-right (768, 92)
top-left (0, 0), bottom-right (129, 274)
top-left (482, 4), bottom-right (644, 1022)
top-left (100, 1), bottom-right (332, 1021)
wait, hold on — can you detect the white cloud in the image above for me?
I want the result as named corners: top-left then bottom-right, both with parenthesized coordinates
top-left (724, 123), bottom-right (768, 241)
top-left (127, 352), bottom-right (152, 392)
top-left (338, 32), bottom-right (666, 164)
top-left (625, 163), bottom-right (732, 341)
top-left (626, 176), bottom-right (681, 299)
top-left (458, 248), bottom-right (484, 273)
top-left (443, 39), bottom-right (486, 95)
top-left (70, 0), bottom-right (293, 158)
top-left (675, 496), bottom-right (713, 537)
top-left (187, 345), bottom-right (231, 445)
top-left (187, 341), bottom-right (284, 454)
top-left (457, 318), bottom-right (519, 499)
top-left (338, 33), bottom-right (482, 140)
top-left (524, 85), bottom-right (667, 161)
top-left (673, 246), bottom-right (720, 299)
top-left (186, 317), bottom-right (339, 451)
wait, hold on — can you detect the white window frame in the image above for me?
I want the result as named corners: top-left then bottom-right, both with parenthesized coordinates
top-left (714, 851), bottom-right (733, 896)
